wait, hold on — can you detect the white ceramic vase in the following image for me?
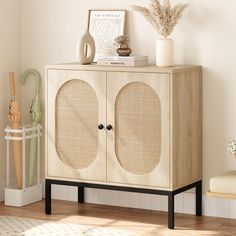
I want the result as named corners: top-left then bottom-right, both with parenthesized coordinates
top-left (156, 38), bottom-right (173, 67)
top-left (77, 29), bottom-right (95, 65)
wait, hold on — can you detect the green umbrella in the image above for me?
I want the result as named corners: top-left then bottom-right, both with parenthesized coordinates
top-left (21, 69), bottom-right (41, 186)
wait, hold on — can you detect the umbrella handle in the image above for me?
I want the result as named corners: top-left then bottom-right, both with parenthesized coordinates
top-left (21, 69), bottom-right (41, 98)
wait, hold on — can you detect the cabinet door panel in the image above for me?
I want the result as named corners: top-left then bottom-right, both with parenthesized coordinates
top-left (46, 70), bottom-right (106, 181)
top-left (107, 72), bottom-right (169, 187)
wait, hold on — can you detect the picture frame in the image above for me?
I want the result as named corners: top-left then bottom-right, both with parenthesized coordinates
top-left (88, 10), bottom-right (126, 59)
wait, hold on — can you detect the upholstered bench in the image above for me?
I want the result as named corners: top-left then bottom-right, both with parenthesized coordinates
top-left (207, 170), bottom-right (236, 199)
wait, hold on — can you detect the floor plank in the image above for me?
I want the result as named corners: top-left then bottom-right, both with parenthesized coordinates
top-left (0, 200), bottom-right (236, 235)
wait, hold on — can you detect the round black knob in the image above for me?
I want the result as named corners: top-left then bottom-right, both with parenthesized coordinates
top-left (98, 124), bottom-right (104, 130)
top-left (106, 124), bottom-right (113, 130)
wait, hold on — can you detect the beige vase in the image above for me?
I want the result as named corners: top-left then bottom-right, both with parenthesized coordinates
top-left (78, 29), bottom-right (95, 65)
top-left (156, 38), bottom-right (173, 67)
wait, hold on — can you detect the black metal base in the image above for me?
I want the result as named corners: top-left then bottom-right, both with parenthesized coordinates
top-left (45, 179), bottom-right (202, 229)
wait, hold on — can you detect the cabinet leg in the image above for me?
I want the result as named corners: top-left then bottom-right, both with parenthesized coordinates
top-left (168, 192), bottom-right (175, 229)
top-left (78, 186), bottom-right (84, 203)
top-left (196, 181), bottom-right (202, 216)
top-left (45, 179), bottom-right (51, 214)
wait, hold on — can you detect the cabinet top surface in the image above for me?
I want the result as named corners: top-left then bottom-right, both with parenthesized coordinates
top-left (46, 63), bottom-right (201, 74)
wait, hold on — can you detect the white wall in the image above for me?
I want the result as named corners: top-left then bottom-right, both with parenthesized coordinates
top-left (0, 0), bottom-right (21, 201)
top-left (20, 0), bottom-right (236, 217)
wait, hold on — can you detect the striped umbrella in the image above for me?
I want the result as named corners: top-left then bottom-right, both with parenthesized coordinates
top-left (8, 72), bottom-right (22, 189)
top-left (21, 69), bottom-right (41, 186)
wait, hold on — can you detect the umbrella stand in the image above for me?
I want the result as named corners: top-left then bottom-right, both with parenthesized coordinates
top-left (4, 125), bottom-right (42, 206)
top-left (8, 72), bottom-right (22, 189)
top-left (21, 69), bottom-right (41, 186)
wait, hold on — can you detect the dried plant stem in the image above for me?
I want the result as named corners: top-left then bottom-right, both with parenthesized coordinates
top-left (132, 0), bottom-right (188, 38)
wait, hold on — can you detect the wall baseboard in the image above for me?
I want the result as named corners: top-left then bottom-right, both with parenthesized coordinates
top-left (47, 183), bottom-right (236, 219)
top-left (1, 181), bottom-right (236, 219)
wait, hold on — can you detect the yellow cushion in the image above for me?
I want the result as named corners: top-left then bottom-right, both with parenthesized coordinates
top-left (210, 170), bottom-right (236, 195)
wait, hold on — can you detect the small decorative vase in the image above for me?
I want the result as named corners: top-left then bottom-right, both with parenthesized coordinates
top-left (116, 44), bottom-right (132, 57)
top-left (115, 35), bottom-right (132, 57)
top-left (156, 38), bottom-right (173, 67)
top-left (78, 29), bottom-right (95, 65)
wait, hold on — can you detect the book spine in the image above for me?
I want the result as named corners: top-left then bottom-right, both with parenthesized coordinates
top-left (97, 61), bottom-right (148, 66)
top-left (97, 56), bottom-right (148, 62)
top-left (97, 56), bottom-right (120, 61)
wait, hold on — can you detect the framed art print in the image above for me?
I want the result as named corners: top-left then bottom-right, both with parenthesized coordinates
top-left (88, 10), bottom-right (126, 59)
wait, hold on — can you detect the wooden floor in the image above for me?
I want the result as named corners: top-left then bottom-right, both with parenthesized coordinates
top-left (0, 200), bottom-right (236, 235)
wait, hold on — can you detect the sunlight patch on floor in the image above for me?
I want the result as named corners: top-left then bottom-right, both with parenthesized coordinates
top-left (0, 216), bottom-right (137, 236)
top-left (56, 216), bottom-right (222, 236)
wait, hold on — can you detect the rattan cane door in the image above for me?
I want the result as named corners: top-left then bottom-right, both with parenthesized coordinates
top-left (107, 72), bottom-right (170, 187)
top-left (46, 70), bottom-right (106, 181)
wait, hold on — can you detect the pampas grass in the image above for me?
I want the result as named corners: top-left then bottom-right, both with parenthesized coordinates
top-left (228, 139), bottom-right (236, 157)
top-left (132, 0), bottom-right (188, 38)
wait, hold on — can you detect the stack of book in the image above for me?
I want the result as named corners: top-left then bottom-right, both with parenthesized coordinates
top-left (97, 55), bottom-right (148, 67)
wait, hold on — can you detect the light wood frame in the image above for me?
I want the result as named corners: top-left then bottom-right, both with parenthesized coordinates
top-left (207, 191), bottom-right (236, 200)
top-left (88, 10), bottom-right (126, 59)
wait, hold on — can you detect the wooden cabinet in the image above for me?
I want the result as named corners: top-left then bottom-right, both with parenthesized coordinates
top-left (45, 65), bottom-right (202, 191)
